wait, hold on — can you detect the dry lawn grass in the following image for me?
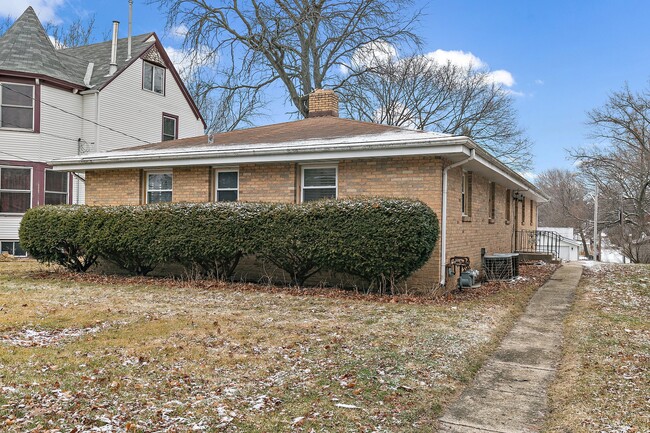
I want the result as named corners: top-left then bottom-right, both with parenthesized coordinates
top-left (545, 263), bottom-right (650, 433)
top-left (0, 260), bottom-right (556, 432)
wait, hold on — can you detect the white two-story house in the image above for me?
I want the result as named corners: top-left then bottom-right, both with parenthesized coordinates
top-left (0, 7), bottom-right (206, 255)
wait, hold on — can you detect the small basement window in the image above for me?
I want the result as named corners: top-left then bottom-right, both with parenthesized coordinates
top-left (215, 170), bottom-right (238, 202)
top-left (302, 166), bottom-right (337, 202)
top-left (1, 240), bottom-right (26, 257)
top-left (0, 83), bottom-right (34, 130)
top-left (146, 172), bottom-right (172, 203)
top-left (0, 166), bottom-right (31, 213)
top-left (143, 62), bottom-right (165, 95)
top-left (44, 170), bottom-right (69, 205)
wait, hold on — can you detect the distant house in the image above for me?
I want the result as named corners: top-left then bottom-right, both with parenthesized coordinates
top-left (52, 89), bottom-right (546, 289)
top-left (0, 7), bottom-right (205, 256)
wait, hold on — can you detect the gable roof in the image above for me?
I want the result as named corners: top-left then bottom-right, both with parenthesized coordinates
top-left (58, 33), bottom-right (156, 89)
top-left (0, 7), bottom-right (205, 126)
top-left (51, 115), bottom-right (547, 202)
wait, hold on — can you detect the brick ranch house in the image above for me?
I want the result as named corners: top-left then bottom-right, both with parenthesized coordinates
top-left (51, 89), bottom-right (547, 289)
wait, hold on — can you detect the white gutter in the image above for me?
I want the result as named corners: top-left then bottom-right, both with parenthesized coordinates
top-left (440, 148), bottom-right (476, 286)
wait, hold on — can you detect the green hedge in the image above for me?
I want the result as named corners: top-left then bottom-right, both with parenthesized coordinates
top-left (19, 205), bottom-right (98, 272)
top-left (19, 198), bottom-right (439, 289)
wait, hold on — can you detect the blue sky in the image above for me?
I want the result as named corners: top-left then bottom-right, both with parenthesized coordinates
top-left (4, 0), bottom-right (650, 176)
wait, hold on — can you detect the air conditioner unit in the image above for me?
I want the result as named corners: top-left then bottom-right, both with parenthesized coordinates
top-left (483, 253), bottom-right (519, 281)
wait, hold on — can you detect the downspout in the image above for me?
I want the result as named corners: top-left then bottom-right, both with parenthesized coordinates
top-left (440, 148), bottom-right (475, 286)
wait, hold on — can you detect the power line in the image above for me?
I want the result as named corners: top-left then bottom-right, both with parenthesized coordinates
top-left (2, 84), bottom-right (152, 145)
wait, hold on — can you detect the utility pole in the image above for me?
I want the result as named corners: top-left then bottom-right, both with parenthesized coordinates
top-left (593, 183), bottom-right (599, 261)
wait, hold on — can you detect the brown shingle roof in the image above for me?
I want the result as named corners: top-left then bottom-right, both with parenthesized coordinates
top-left (120, 116), bottom-right (417, 152)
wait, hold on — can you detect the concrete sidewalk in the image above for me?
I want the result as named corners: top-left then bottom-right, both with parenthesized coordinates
top-left (439, 263), bottom-right (583, 433)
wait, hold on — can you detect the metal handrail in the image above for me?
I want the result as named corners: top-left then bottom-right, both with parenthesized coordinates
top-left (514, 230), bottom-right (567, 258)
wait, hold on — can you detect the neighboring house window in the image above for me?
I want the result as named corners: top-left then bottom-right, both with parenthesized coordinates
top-left (302, 166), bottom-right (337, 202)
top-left (522, 196), bottom-right (526, 225)
top-left (1, 240), bottom-right (26, 257)
top-left (146, 172), bottom-right (172, 203)
top-left (143, 62), bottom-right (165, 95)
top-left (488, 181), bottom-right (496, 220)
top-left (505, 189), bottom-right (511, 223)
top-left (0, 83), bottom-right (34, 130)
top-left (44, 170), bottom-right (68, 205)
top-left (0, 166), bottom-right (31, 213)
top-left (215, 169), bottom-right (239, 202)
top-left (530, 199), bottom-right (534, 225)
top-left (162, 113), bottom-right (178, 141)
top-left (461, 171), bottom-right (472, 216)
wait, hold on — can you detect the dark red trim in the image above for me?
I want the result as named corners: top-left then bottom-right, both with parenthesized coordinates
top-left (0, 160), bottom-right (50, 209)
top-left (162, 112), bottom-right (179, 141)
top-left (153, 36), bottom-right (206, 128)
top-left (0, 77), bottom-right (40, 133)
top-left (95, 33), bottom-right (206, 129)
top-left (34, 81), bottom-right (41, 133)
top-left (0, 70), bottom-right (83, 91)
top-left (96, 32), bottom-right (155, 92)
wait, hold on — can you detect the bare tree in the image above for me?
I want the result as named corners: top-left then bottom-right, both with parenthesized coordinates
top-left (154, 0), bottom-right (420, 117)
top-left (536, 168), bottom-right (592, 255)
top-left (45, 15), bottom-right (97, 48)
top-left (0, 14), bottom-right (97, 48)
top-left (339, 54), bottom-right (533, 170)
top-left (571, 83), bottom-right (650, 263)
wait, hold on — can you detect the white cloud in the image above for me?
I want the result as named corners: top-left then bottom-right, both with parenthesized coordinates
top-left (426, 49), bottom-right (517, 90)
top-left (1, 0), bottom-right (65, 24)
top-left (426, 49), bottom-right (486, 70)
top-left (535, 79), bottom-right (544, 85)
top-left (340, 40), bottom-right (397, 74)
top-left (165, 45), bottom-right (216, 78)
top-left (169, 24), bottom-right (188, 39)
top-left (486, 69), bottom-right (515, 87)
top-left (48, 34), bottom-right (65, 49)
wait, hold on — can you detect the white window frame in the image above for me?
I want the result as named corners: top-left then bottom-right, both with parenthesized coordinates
top-left (44, 169), bottom-right (69, 205)
top-left (0, 83), bottom-right (35, 131)
top-left (142, 61), bottom-right (166, 95)
top-left (0, 165), bottom-right (32, 215)
top-left (301, 165), bottom-right (338, 203)
top-left (0, 240), bottom-right (27, 257)
top-left (145, 171), bottom-right (173, 204)
top-left (214, 168), bottom-right (239, 202)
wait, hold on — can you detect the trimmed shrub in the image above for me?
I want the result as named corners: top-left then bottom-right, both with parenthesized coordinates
top-left (19, 205), bottom-right (98, 272)
top-left (309, 198), bottom-right (439, 291)
top-left (19, 198), bottom-right (439, 289)
top-left (252, 203), bottom-right (324, 286)
top-left (83, 205), bottom-right (170, 276)
top-left (161, 202), bottom-right (262, 279)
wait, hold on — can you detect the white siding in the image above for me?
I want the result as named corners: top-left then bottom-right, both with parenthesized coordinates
top-left (97, 58), bottom-right (204, 151)
top-left (80, 92), bottom-right (98, 153)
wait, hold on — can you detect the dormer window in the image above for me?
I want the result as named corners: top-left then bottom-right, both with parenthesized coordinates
top-left (0, 83), bottom-right (34, 130)
top-left (143, 62), bottom-right (165, 95)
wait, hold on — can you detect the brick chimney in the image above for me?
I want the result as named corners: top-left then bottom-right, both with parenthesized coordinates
top-left (308, 89), bottom-right (339, 118)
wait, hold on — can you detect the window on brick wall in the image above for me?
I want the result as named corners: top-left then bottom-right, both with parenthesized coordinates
top-left (215, 169), bottom-right (238, 202)
top-left (44, 170), bottom-right (69, 205)
top-left (488, 181), bottom-right (496, 220)
top-left (0, 166), bottom-right (31, 213)
top-left (505, 189), bottom-right (511, 223)
top-left (461, 171), bottom-right (472, 217)
top-left (146, 172), bottom-right (172, 203)
top-left (302, 166), bottom-right (337, 202)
